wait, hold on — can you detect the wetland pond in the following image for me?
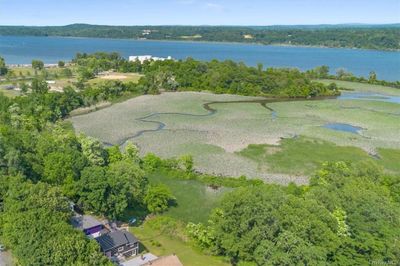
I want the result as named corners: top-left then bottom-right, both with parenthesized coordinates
top-left (338, 92), bottom-right (400, 104)
top-left (323, 123), bottom-right (363, 134)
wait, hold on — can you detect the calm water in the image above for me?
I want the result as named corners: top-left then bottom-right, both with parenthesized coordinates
top-left (1, 35), bottom-right (399, 81)
top-left (339, 92), bottom-right (400, 104)
top-left (323, 123), bottom-right (363, 134)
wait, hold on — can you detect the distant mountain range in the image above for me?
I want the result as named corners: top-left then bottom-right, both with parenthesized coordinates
top-left (0, 24), bottom-right (399, 50)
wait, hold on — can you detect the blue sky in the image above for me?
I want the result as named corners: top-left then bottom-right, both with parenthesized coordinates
top-left (0, 0), bottom-right (399, 26)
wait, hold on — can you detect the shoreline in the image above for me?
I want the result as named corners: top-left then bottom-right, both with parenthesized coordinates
top-left (1, 34), bottom-right (399, 52)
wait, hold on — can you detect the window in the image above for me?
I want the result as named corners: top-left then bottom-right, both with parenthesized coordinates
top-left (118, 246), bottom-right (124, 252)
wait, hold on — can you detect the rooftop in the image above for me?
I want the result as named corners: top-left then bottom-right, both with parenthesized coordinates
top-left (96, 230), bottom-right (138, 252)
top-left (71, 215), bottom-right (102, 230)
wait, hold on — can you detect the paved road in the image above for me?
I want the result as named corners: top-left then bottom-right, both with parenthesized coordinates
top-left (0, 251), bottom-right (13, 266)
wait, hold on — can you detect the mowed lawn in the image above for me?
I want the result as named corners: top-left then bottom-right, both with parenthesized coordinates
top-left (129, 170), bottom-right (231, 266)
top-left (238, 137), bottom-right (400, 175)
top-left (131, 221), bottom-right (229, 266)
top-left (148, 170), bottom-right (230, 223)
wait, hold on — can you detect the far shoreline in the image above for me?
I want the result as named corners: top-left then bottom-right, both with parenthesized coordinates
top-left (1, 34), bottom-right (399, 52)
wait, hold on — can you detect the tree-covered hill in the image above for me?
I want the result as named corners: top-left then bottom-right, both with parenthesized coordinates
top-left (0, 24), bottom-right (399, 50)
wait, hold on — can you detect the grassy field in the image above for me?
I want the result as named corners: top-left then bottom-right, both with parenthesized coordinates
top-left (3, 67), bottom-right (141, 95)
top-left (376, 148), bottom-right (400, 173)
top-left (131, 219), bottom-right (229, 266)
top-left (148, 170), bottom-right (229, 223)
top-left (237, 137), bottom-right (398, 175)
top-left (72, 81), bottom-right (400, 183)
top-left (87, 72), bottom-right (142, 85)
top-left (317, 79), bottom-right (400, 96)
top-left (0, 88), bottom-right (20, 97)
top-left (9, 66), bottom-right (64, 76)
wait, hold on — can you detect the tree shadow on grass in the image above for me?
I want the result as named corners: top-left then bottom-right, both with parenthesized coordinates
top-left (119, 204), bottom-right (149, 226)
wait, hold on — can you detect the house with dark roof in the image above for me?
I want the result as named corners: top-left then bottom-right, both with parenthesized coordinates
top-left (96, 230), bottom-right (139, 258)
top-left (71, 214), bottom-right (104, 237)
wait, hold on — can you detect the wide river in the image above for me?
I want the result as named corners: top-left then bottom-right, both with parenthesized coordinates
top-left (1, 35), bottom-right (399, 81)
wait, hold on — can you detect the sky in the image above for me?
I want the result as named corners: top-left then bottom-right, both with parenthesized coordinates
top-left (0, 0), bottom-right (399, 26)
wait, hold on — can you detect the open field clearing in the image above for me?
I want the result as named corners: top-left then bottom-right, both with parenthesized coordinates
top-left (148, 170), bottom-right (230, 223)
top-left (0, 87), bottom-right (20, 97)
top-left (317, 79), bottom-right (400, 96)
top-left (239, 137), bottom-right (400, 175)
top-left (72, 85), bottom-right (400, 183)
top-left (9, 66), bottom-right (64, 76)
top-left (131, 219), bottom-right (229, 266)
top-left (87, 72), bottom-right (142, 85)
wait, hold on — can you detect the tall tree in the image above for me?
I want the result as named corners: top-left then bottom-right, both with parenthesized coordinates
top-left (0, 56), bottom-right (8, 76)
top-left (32, 59), bottom-right (44, 70)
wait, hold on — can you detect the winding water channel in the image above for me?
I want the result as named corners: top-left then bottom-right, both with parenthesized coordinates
top-left (113, 96), bottom-right (338, 146)
top-left (99, 91), bottom-right (399, 148)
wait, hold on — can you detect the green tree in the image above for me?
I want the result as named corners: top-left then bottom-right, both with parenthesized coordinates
top-left (144, 184), bottom-right (175, 213)
top-left (30, 77), bottom-right (49, 94)
top-left (107, 160), bottom-right (148, 203)
top-left (257, 63), bottom-right (263, 72)
top-left (19, 82), bottom-right (29, 94)
top-left (186, 222), bottom-right (216, 250)
top-left (0, 56), bottom-right (8, 75)
top-left (107, 145), bottom-right (123, 164)
top-left (142, 153), bottom-right (163, 171)
top-left (178, 154), bottom-right (194, 172)
top-left (77, 66), bottom-right (95, 81)
top-left (78, 134), bottom-right (107, 166)
top-left (76, 166), bottom-right (109, 214)
top-left (368, 71), bottom-right (377, 83)
top-left (315, 65), bottom-right (330, 78)
top-left (61, 68), bottom-right (73, 78)
top-left (58, 60), bottom-right (65, 68)
top-left (32, 59), bottom-right (44, 70)
top-left (76, 162), bottom-right (148, 219)
top-left (1, 177), bottom-right (111, 266)
top-left (123, 141), bottom-right (141, 164)
top-left (209, 186), bottom-right (338, 265)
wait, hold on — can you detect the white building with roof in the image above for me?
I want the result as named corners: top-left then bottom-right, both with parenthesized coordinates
top-left (128, 55), bottom-right (172, 63)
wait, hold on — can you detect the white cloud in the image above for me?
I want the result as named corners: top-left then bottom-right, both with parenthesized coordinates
top-left (204, 2), bottom-right (224, 11)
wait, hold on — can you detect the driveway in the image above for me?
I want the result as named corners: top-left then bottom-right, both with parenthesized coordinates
top-left (0, 251), bottom-right (13, 266)
top-left (120, 253), bottom-right (158, 266)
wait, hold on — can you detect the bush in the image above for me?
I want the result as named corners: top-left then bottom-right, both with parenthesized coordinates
top-left (144, 184), bottom-right (175, 214)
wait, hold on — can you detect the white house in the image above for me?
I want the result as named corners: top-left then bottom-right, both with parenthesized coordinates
top-left (128, 55), bottom-right (173, 64)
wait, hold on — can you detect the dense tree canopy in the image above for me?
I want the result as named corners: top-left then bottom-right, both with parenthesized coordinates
top-left (192, 162), bottom-right (400, 265)
top-left (0, 176), bottom-right (111, 266)
top-left (0, 69), bottom-right (173, 264)
top-left (0, 24), bottom-right (399, 50)
top-left (72, 53), bottom-right (340, 98)
top-left (141, 59), bottom-right (339, 97)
